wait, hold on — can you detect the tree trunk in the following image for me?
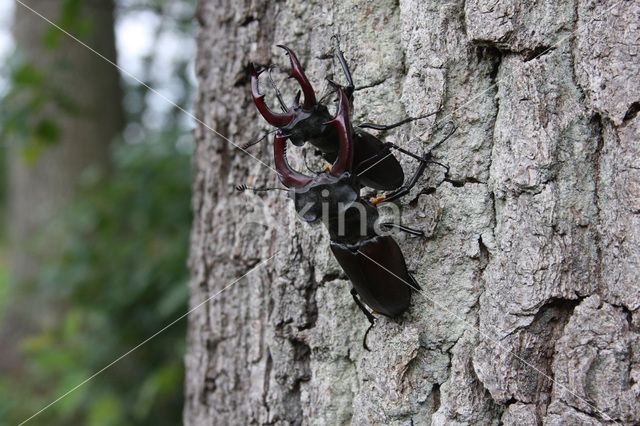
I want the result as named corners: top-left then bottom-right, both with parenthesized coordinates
top-left (9, 0), bottom-right (123, 280)
top-left (185, 0), bottom-right (639, 424)
top-left (1, 0), bottom-right (122, 371)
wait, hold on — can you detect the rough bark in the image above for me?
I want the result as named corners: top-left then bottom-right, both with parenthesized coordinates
top-left (185, 0), bottom-right (639, 424)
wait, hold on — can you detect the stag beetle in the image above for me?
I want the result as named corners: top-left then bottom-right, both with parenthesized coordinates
top-left (250, 42), bottom-right (439, 191)
top-left (253, 88), bottom-right (455, 350)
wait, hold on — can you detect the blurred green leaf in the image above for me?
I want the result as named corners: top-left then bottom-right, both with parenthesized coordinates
top-left (44, 0), bottom-right (94, 48)
top-left (20, 141), bottom-right (47, 165)
top-left (34, 119), bottom-right (61, 143)
top-left (21, 134), bottom-right (190, 424)
top-left (134, 362), bottom-right (183, 419)
top-left (12, 63), bottom-right (43, 86)
top-left (87, 395), bottom-right (123, 426)
top-left (19, 332), bottom-right (56, 354)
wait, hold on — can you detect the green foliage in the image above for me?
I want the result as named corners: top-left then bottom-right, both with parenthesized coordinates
top-left (0, 0), bottom-right (91, 164)
top-left (43, 0), bottom-right (94, 48)
top-left (0, 57), bottom-right (83, 165)
top-left (0, 134), bottom-right (192, 425)
top-left (0, 0), bottom-right (199, 423)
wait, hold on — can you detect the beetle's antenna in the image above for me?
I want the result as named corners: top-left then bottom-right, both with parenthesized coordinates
top-left (235, 184), bottom-right (288, 193)
top-left (240, 129), bottom-right (278, 150)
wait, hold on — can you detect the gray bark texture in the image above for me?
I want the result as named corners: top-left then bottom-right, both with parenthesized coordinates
top-left (185, 0), bottom-right (640, 424)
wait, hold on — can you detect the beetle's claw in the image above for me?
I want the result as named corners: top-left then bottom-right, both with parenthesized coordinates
top-left (251, 63), bottom-right (295, 127)
top-left (277, 45), bottom-right (317, 110)
top-left (249, 63), bottom-right (265, 78)
top-left (323, 89), bottom-right (353, 176)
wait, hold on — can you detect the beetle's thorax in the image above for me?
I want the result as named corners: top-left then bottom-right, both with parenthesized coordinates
top-left (290, 172), bottom-right (380, 244)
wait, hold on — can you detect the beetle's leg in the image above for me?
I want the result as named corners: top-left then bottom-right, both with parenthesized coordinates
top-left (380, 222), bottom-right (425, 237)
top-left (369, 125), bottom-right (457, 204)
top-left (384, 143), bottom-right (425, 161)
top-left (376, 159), bottom-right (447, 204)
top-left (379, 122), bottom-right (456, 169)
top-left (328, 35), bottom-right (355, 100)
top-left (374, 160), bottom-right (428, 204)
top-left (336, 48), bottom-right (354, 100)
top-left (357, 109), bottom-right (440, 131)
top-left (267, 65), bottom-right (289, 112)
top-left (277, 45), bottom-right (317, 110)
top-left (362, 322), bottom-right (375, 352)
top-left (425, 159), bottom-right (450, 174)
top-left (350, 288), bottom-right (375, 351)
top-left (350, 288), bottom-right (375, 324)
top-left (353, 139), bottom-right (431, 177)
top-left (383, 143), bottom-right (451, 173)
top-left (355, 122), bottom-right (455, 175)
top-left (274, 131), bottom-right (313, 188)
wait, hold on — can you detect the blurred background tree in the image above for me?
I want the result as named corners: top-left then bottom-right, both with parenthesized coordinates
top-left (0, 0), bottom-right (196, 424)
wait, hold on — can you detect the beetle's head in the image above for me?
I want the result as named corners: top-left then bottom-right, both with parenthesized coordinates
top-left (272, 89), bottom-right (355, 210)
top-left (292, 172), bottom-right (359, 222)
